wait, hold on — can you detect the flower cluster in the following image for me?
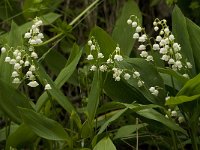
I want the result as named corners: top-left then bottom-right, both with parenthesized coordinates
top-left (86, 37), bottom-right (159, 96)
top-left (24, 17), bottom-right (44, 45)
top-left (165, 108), bottom-right (185, 124)
top-left (127, 16), bottom-right (154, 62)
top-left (149, 86), bottom-right (159, 96)
top-left (127, 16), bottom-right (192, 78)
top-left (1, 17), bottom-right (51, 90)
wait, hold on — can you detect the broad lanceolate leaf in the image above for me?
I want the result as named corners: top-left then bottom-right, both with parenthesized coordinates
top-left (18, 108), bottom-right (71, 142)
top-left (44, 50), bottom-right (67, 75)
top-left (177, 73), bottom-right (200, 96)
top-left (103, 73), bottom-right (143, 103)
top-left (36, 44), bottom-right (81, 112)
top-left (93, 137), bottom-right (116, 150)
top-left (112, 0), bottom-right (142, 56)
top-left (186, 18), bottom-right (200, 73)
top-left (35, 62), bottom-right (75, 114)
top-left (165, 95), bottom-right (200, 105)
top-left (0, 79), bottom-right (33, 124)
top-left (55, 44), bottom-right (82, 87)
top-left (137, 109), bottom-right (187, 134)
top-left (90, 26), bottom-right (116, 60)
top-left (0, 21), bottom-right (23, 84)
top-left (157, 67), bottom-right (188, 85)
top-left (172, 6), bottom-right (196, 75)
top-left (6, 124), bottom-right (37, 150)
top-left (114, 123), bottom-right (148, 139)
top-left (118, 58), bottom-right (166, 104)
top-left (89, 27), bottom-right (144, 103)
top-left (87, 72), bottom-right (101, 123)
top-left (98, 108), bottom-right (127, 135)
top-left (0, 124), bottom-right (19, 142)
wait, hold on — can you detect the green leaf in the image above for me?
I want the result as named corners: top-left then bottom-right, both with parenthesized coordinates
top-left (0, 21), bottom-right (22, 84)
top-left (172, 5), bottom-right (196, 75)
top-left (36, 44), bottom-right (81, 112)
top-left (165, 95), bottom-right (200, 105)
top-left (112, 0), bottom-right (142, 56)
top-left (93, 137), bottom-right (116, 150)
top-left (6, 124), bottom-right (37, 150)
top-left (0, 79), bottom-right (33, 124)
top-left (103, 73), bottom-right (143, 103)
top-left (90, 26), bottom-right (116, 60)
top-left (81, 120), bottom-right (93, 139)
top-left (137, 109), bottom-right (187, 134)
top-left (118, 58), bottom-right (166, 104)
top-left (177, 73), bottom-right (200, 96)
top-left (0, 124), bottom-right (19, 142)
top-left (89, 27), bottom-right (151, 104)
top-left (157, 67), bottom-right (188, 85)
top-left (18, 107), bottom-right (71, 142)
top-left (114, 123), bottom-right (148, 139)
top-left (86, 72), bottom-right (101, 123)
top-left (186, 18), bottom-right (200, 73)
top-left (8, 21), bottom-right (23, 47)
top-left (97, 102), bottom-right (125, 115)
top-left (35, 62), bottom-right (75, 114)
top-left (44, 50), bottom-right (67, 75)
top-left (123, 103), bottom-right (162, 111)
top-left (98, 108), bottom-right (127, 135)
top-left (158, 67), bottom-right (188, 90)
top-left (54, 44), bottom-right (82, 87)
top-left (103, 58), bottom-right (165, 104)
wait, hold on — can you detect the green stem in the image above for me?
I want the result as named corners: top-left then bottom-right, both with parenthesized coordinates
top-left (38, 35), bottom-right (65, 62)
top-left (190, 128), bottom-right (198, 150)
top-left (170, 75), bottom-right (176, 95)
top-left (136, 118), bottom-right (139, 150)
top-left (170, 130), bottom-right (178, 150)
top-left (5, 117), bottom-right (11, 139)
top-left (69, 0), bottom-right (101, 26)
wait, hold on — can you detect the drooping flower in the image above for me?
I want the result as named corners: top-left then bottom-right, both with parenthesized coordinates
top-left (124, 73), bottom-right (131, 80)
top-left (178, 116), bottom-right (185, 123)
top-left (133, 71), bottom-right (140, 78)
top-left (106, 58), bottom-right (113, 64)
top-left (171, 110), bottom-right (177, 117)
top-left (88, 40), bottom-right (92, 46)
top-left (133, 33), bottom-right (139, 39)
top-left (5, 57), bottom-right (11, 62)
top-left (140, 51), bottom-right (148, 58)
top-left (1, 47), bottom-right (6, 53)
top-left (135, 26), bottom-right (142, 32)
top-left (87, 54), bottom-right (94, 60)
top-left (138, 45), bottom-right (146, 51)
top-left (98, 53), bottom-right (104, 58)
top-left (45, 84), bottom-right (52, 90)
top-left (114, 54), bottom-right (123, 61)
top-left (12, 78), bottom-right (21, 84)
top-left (153, 44), bottom-right (160, 50)
top-left (27, 81), bottom-right (39, 87)
top-left (132, 21), bottom-right (137, 27)
top-left (137, 80), bottom-right (144, 87)
top-left (99, 65), bottom-right (107, 72)
top-left (90, 65), bottom-right (97, 71)
top-left (12, 71), bottom-right (19, 77)
top-left (146, 55), bottom-right (154, 61)
top-left (127, 19), bottom-right (132, 25)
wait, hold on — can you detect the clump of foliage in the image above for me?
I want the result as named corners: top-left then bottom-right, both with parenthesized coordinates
top-left (0, 0), bottom-right (200, 150)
